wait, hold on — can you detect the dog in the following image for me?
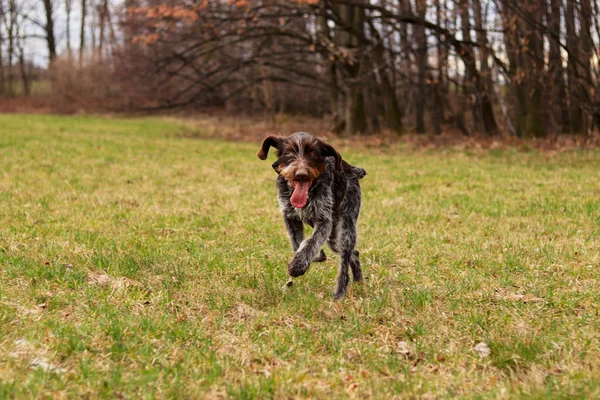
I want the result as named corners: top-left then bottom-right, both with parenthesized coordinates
top-left (257, 132), bottom-right (366, 299)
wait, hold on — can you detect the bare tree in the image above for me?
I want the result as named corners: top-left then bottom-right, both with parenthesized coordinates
top-left (6, 0), bottom-right (16, 96)
top-left (97, 0), bottom-right (105, 59)
top-left (15, 19), bottom-right (29, 95)
top-left (547, 0), bottom-right (566, 133)
top-left (566, 0), bottom-right (582, 133)
top-left (0, 0), bottom-right (5, 95)
top-left (41, 0), bottom-right (56, 62)
top-left (414, 0), bottom-right (427, 133)
top-left (65, 0), bottom-right (72, 56)
top-left (79, 0), bottom-right (86, 66)
top-left (3, 0), bottom-right (598, 137)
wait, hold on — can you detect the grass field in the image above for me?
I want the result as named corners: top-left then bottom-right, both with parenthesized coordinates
top-left (1, 114), bottom-right (599, 398)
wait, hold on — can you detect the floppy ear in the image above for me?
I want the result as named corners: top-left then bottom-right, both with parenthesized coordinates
top-left (257, 135), bottom-right (281, 160)
top-left (320, 141), bottom-right (343, 171)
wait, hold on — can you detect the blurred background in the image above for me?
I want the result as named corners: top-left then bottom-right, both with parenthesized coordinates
top-left (0, 0), bottom-right (598, 137)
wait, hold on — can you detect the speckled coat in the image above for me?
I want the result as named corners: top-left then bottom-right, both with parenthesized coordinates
top-left (276, 157), bottom-right (367, 299)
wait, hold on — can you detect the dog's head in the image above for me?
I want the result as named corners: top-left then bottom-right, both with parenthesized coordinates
top-left (257, 132), bottom-right (342, 208)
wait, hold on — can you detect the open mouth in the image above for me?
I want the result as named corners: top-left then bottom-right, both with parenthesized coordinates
top-left (290, 180), bottom-right (312, 208)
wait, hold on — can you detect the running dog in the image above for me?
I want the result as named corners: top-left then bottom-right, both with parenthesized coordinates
top-left (258, 132), bottom-right (366, 299)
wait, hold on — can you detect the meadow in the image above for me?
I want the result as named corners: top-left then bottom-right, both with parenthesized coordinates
top-left (0, 114), bottom-right (599, 398)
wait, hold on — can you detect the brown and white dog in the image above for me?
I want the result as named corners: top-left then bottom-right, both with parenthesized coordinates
top-left (258, 132), bottom-right (366, 299)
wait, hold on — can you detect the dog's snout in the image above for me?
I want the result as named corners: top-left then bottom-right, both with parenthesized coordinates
top-left (295, 168), bottom-right (309, 181)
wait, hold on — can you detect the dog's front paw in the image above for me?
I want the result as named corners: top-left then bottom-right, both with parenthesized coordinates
top-left (288, 255), bottom-right (309, 277)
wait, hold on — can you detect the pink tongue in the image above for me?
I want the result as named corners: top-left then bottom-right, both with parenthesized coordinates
top-left (290, 181), bottom-right (310, 208)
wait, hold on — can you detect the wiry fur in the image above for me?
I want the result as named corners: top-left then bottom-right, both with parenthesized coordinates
top-left (258, 132), bottom-right (366, 300)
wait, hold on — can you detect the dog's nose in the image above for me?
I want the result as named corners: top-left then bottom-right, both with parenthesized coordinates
top-left (295, 169), bottom-right (309, 180)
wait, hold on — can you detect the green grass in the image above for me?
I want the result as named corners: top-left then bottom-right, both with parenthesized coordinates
top-left (1, 114), bottom-right (600, 398)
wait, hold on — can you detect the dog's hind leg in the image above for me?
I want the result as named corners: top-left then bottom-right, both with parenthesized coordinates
top-left (350, 250), bottom-right (363, 282)
top-left (327, 219), bottom-right (341, 255)
top-left (333, 218), bottom-right (357, 300)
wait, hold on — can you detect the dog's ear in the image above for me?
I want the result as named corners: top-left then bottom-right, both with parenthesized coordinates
top-left (257, 135), bottom-right (281, 160)
top-left (320, 141), bottom-right (343, 171)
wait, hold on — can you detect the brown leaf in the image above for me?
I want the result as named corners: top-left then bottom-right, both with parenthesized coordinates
top-left (474, 342), bottom-right (491, 358)
top-left (396, 341), bottom-right (411, 356)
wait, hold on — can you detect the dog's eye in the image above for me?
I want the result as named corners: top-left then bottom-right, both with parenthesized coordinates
top-left (280, 155), bottom-right (293, 164)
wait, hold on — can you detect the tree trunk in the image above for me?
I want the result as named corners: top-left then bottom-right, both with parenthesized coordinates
top-left (339, 3), bottom-right (368, 134)
top-left (566, 0), bottom-right (583, 133)
top-left (500, 0), bottom-right (527, 136)
top-left (580, 0), bottom-right (594, 134)
top-left (18, 42), bottom-right (29, 96)
top-left (368, 18), bottom-right (403, 134)
top-left (79, 0), bottom-right (86, 66)
top-left (592, 0), bottom-right (600, 133)
top-left (434, 0), bottom-right (447, 125)
top-left (523, 0), bottom-right (544, 137)
top-left (42, 0), bottom-right (57, 63)
top-left (65, 0), bottom-right (72, 57)
top-left (345, 66), bottom-right (368, 134)
top-left (459, 0), bottom-right (479, 130)
top-left (329, 4), bottom-right (346, 131)
top-left (318, 4), bottom-right (342, 131)
top-left (98, 0), bottom-right (107, 60)
top-left (547, 0), bottom-right (566, 134)
top-left (399, 0), bottom-right (413, 117)
top-left (459, 0), bottom-right (497, 135)
top-left (91, 4), bottom-right (97, 58)
top-left (431, 78), bottom-right (442, 135)
top-left (0, 15), bottom-right (4, 95)
top-left (472, 0), bottom-right (489, 90)
top-left (472, 0), bottom-right (497, 135)
top-left (7, 0), bottom-right (15, 96)
top-left (380, 70), bottom-right (403, 134)
top-left (414, 0), bottom-right (427, 134)
top-left (105, 0), bottom-right (117, 53)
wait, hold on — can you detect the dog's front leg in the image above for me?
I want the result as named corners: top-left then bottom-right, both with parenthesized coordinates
top-left (283, 215), bottom-right (304, 252)
top-left (288, 219), bottom-right (332, 277)
top-left (284, 215), bottom-right (327, 263)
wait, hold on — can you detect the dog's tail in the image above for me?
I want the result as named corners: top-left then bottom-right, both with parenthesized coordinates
top-left (351, 166), bottom-right (367, 179)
